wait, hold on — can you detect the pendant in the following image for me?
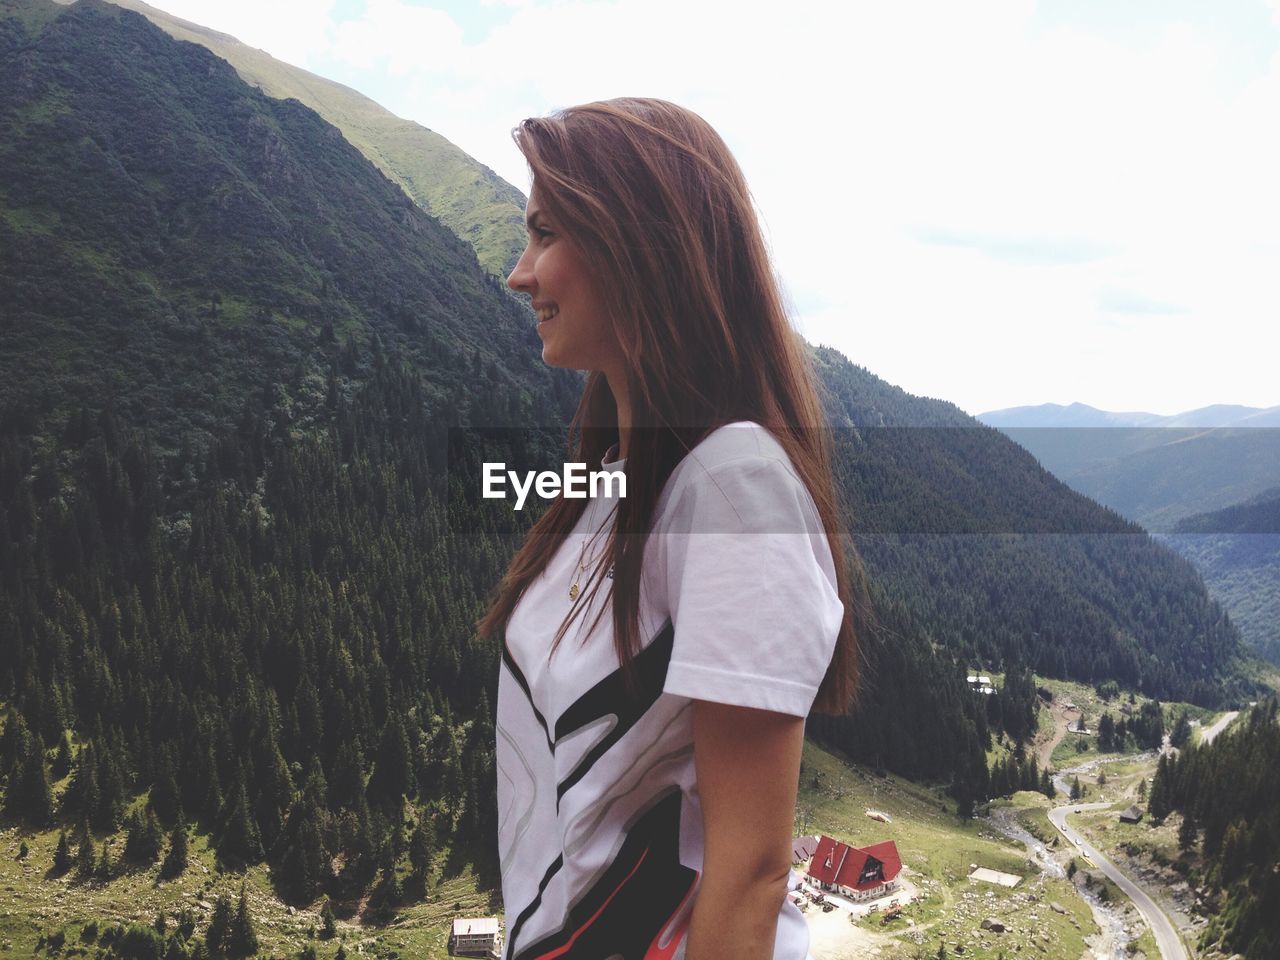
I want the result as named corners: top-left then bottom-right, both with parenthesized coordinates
top-left (569, 583), bottom-right (580, 600)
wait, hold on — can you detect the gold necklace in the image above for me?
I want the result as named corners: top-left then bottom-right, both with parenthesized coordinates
top-left (569, 509), bottom-right (612, 601)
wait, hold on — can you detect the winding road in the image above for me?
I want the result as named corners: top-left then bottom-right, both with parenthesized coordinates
top-left (1046, 799), bottom-right (1188, 960)
top-left (1198, 710), bottom-right (1238, 745)
top-left (1025, 709), bottom-right (1239, 960)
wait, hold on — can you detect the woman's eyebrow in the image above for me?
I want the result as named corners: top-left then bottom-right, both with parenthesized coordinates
top-left (525, 209), bottom-right (546, 230)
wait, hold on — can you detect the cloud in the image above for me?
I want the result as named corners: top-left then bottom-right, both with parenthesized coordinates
top-left (914, 228), bottom-right (1115, 266)
top-left (1097, 287), bottom-right (1189, 316)
top-left (142, 0), bottom-right (339, 71)
top-left (329, 0), bottom-right (465, 76)
top-left (137, 0), bottom-right (1280, 414)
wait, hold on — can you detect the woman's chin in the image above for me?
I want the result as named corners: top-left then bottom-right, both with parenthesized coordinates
top-left (540, 341), bottom-right (574, 368)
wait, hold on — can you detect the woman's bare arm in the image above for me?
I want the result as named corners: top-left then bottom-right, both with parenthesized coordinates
top-left (684, 699), bottom-right (806, 960)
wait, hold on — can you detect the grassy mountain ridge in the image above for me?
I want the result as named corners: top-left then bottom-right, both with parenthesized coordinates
top-left (1, 0), bottom-right (577, 448)
top-left (54, 0), bottom-right (528, 278)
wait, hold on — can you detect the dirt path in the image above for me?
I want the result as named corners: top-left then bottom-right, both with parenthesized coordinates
top-left (1035, 699), bottom-right (1081, 770)
top-left (807, 906), bottom-right (899, 960)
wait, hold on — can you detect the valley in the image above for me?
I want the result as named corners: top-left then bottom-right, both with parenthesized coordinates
top-left (0, 679), bottom-right (1265, 960)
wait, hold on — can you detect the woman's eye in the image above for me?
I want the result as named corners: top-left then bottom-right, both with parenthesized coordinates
top-left (534, 227), bottom-right (553, 241)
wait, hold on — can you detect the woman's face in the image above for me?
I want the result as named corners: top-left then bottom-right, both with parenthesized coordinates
top-left (507, 185), bottom-right (624, 376)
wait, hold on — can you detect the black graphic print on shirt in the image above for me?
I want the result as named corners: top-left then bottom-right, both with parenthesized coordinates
top-left (509, 788), bottom-right (699, 960)
top-left (503, 621), bottom-right (681, 956)
top-left (553, 622), bottom-right (675, 806)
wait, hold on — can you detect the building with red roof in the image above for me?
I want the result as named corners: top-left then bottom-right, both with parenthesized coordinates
top-left (806, 836), bottom-right (903, 902)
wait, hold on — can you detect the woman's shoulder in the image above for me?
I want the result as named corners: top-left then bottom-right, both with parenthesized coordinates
top-left (654, 421), bottom-right (808, 524)
top-left (672, 420), bottom-right (795, 482)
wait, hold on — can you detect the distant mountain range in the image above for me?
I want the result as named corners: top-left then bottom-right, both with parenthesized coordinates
top-left (977, 402), bottom-right (1280, 530)
top-left (979, 401), bottom-right (1280, 430)
top-left (980, 402), bottom-right (1280, 665)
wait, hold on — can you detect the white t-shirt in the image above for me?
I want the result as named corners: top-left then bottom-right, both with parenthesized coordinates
top-left (495, 421), bottom-right (844, 960)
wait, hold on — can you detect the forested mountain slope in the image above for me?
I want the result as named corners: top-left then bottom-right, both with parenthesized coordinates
top-left (0, 0), bottom-right (1260, 931)
top-left (813, 352), bottom-right (1248, 695)
top-left (1, 0), bottom-right (579, 446)
top-left (49, 0), bottom-right (528, 277)
top-left (1173, 488), bottom-right (1280, 535)
top-left (1161, 490), bottom-right (1280, 664)
top-left (982, 401), bottom-right (1280, 665)
top-left (1150, 699), bottom-right (1280, 959)
top-left (1, 0), bottom-right (571, 905)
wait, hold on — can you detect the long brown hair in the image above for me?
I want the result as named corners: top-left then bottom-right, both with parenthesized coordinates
top-left (476, 98), bottom-right (861, 715)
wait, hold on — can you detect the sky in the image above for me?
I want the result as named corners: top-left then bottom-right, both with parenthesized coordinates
top-left (136, 0), bottom-right (1280, 417)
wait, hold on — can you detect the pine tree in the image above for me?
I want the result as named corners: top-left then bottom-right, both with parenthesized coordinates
top-left (368, 858), bottom-right (401, 920)
top-left (320, 899), bottom-right (337, 940)
top-left (124, 808), bottom-right (165, 863)
top-left (217, 775), bottom-right (263, 868)
top-left (163, 932), bottom-right (187, 960)
top-left (1220, 819), bottom-right (1249, 885)
top-left (205, 895), bottom-right (233, 958)
top-left (0, 711), bottom-right (27, 772)
top-left (1098, 713), bottom-right (1115, 752)
top-left (366, 716), bottom-right (414, 810)
top-left (150, 753), bottom-right (181, 824)
top-left (161, 814), bottom-right (189, 879)
top-left (8, 746), bottom-right (56, 826)
top-left (77, 824), bottom-right (96, 879)
top-left (1148, 755), bottom-right (1172, 822)
top-left (53, 831), bottom-right (72, 873)
top-left (64, 745), bottom-right (99, 821)
top-left (96, 840), bottom-right (113, 881)
top-left (1170, 711), bottom-right (1193, 750)
top-left (52, 733), bottom-right (73, 780)
top-left (94, 747), bottom-right (127, 831)
top-left (1178, 811), bottom-right (1199, 853)
top-left (408, 816), bottom-right (435, 882)
top-left (226, 885), bottom-right (258, 958)
top-left (186, 744), bottom-right (223, 825)
top-left (327, 742), bottom-right (363, 811)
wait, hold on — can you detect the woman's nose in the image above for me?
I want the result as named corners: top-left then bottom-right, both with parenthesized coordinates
top-left (507, 250), bottom-right (534, 293)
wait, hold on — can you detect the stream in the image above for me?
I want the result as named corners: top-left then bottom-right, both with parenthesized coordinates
top-left (985, 804), bottom-right (1130, 960)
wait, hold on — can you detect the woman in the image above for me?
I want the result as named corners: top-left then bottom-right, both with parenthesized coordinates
top-left (478, 98), bottom-right (862, 960)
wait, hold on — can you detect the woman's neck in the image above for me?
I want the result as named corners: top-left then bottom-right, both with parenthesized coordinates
top-left (606, 370), bottom-right (631, 460)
